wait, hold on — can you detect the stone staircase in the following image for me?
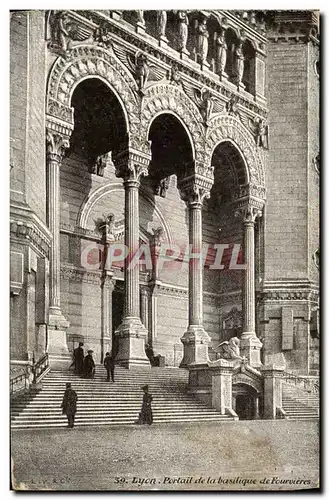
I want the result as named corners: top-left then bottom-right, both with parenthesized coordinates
top-left (282, 383), bottom-right (319, 420)
top-left (11, 365), bottom-right (235, 429)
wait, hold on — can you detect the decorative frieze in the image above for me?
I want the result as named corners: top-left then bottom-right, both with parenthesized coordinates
top-left (10, 218), bottom-right (52, 259)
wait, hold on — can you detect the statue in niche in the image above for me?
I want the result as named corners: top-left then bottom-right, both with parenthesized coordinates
top-left (216, 31), bottom-right (227, 74)
top-left (135, 53), bottom-right (149, 93)
top-left (255, 119), bottom-right (269, 149)
top-left (155, 176), bottom-right (171, 198)
top-left (177, 11), bottom-right (189, 53)
top-left (213, 337), bottom-right (244, 361)
top-left (233, 39), bottom-right (245, 84)
top-left (157, 11), bottom-right (167, 39)
top-left (196, 18), bottom-right (209, 64)
top-left (136, 10), bottom-right (145, 27)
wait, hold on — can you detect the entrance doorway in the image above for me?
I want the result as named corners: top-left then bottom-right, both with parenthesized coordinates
top-left (233, 383), bottom-right (260, 420)
top-left (112, 289), bottom-right (124, 358)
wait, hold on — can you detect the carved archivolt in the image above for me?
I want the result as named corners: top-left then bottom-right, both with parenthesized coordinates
top-left (47, 45), bottom-right (140, 134)
top-left (206, 114), bottom-right (266, 192)
top-left (140, 83), bottom-right (205, 163)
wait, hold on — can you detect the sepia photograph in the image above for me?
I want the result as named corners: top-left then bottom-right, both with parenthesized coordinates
top-left (9, 7), bottom-right (320, 492)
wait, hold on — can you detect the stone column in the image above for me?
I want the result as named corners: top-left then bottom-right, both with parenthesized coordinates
top-left (46, 130), bottom-right (70, 367)
top-left (101, 272), bottom-right (114, 363)
top-left (113, 148), bottom-right (151, 368)
top-left (178, 169), bottom-right (213, 366)
top-left (261, 365), bottom-right (285, 419)
top-left (140, 287), bottom-right (149, 337)
top-left (211, 360), bottom-right (235, 415)
top-left (236, 204), bottom-right (263, 367)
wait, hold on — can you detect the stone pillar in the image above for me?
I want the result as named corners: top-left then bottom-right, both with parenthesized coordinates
top-left (113, 147), bottom-right (151, 368)
top-left (262, 365), bottom-right (285, 419)
top-left (101, 272), bottom-right (114, 363)
top-left (236, 204), bottom-right (263, 367)
top-left (211, 360), bottom-right (235, 415)
top-left (46, 130), bottom-right (70, 367)
top-left (178, 168), bottom-right (213, 366)
top-left (254, 394), bottom-right (260, 419)
top-left (140, 287), bottom-right (149, 337)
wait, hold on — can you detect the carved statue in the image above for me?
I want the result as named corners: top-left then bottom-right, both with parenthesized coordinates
top-left (94, 22), bottom-right (112, 47)
top-left (157, 10), bottom-right (167, 38)
top-left (155, 177), bottom-right (171, 198)
top-left (95, 213), bottom-right (115, 241)
top-left (214, 337), bottom-right (244, 361)
top-left (54, 11), bottom-right (70, 52)
top-left (313, 153), bottom-right (320, 175)
top-left (197, 18), bottom-right (209, 64)
top-left (136, 10), bottom-right (145, 27)
top-left (234, 40), bottom-right (244, 84)
top-left (169, 64), bottom-right (181, 85)
top-left (152, 227), bottom-right (163, 248)
top-left (135, 53), bottom-right (149, 93)
top-left (225, 95), bottom-right (239, 116)
top-left (255, 119), bottom-right (269, 149)
top-left (93, 152), bottom-right (110, 176)
top-left (216, 31), bottom-right (227, 74)
top-left (177, 11), bottom-right (189, 53)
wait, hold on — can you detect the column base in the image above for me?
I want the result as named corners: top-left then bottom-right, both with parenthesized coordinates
top-left (114, 317), bottom-right (150, 368)
top-left (240, 334), bottom-right (262, 368)
top-left (180, 326), bottom-right (210, 367)
top-left (47, 309), bottom-right (70, 368)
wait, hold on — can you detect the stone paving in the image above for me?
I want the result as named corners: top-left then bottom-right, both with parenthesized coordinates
top-left (11, 420), bottom-right (319, 491)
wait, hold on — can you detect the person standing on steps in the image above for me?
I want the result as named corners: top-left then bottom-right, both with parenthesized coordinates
top-left (61, 382), bottom-right (78, 428)
top-left (73, 342), bottom-right (84, 375)
top-left (136, 385), bottom-right (153, 425)
top-left (103, 351), bottom-right (115, 382)
top-left (83, 349), bottom-right (95, 379)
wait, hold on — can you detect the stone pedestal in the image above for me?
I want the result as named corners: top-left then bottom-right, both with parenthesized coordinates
top-left (180, 326), bottom-right (210, 367)
top-left (262, 364), bottom-right (285, 419)
top-left (211, 360), bottom-right (235, 415)
top-left (240, 335), bottom-right (263, 368)
top-left (115, 318), bottom-right (150, 368)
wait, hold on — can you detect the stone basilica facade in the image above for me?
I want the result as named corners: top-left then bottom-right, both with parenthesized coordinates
top-left (10, 10), bottom-right (319, 395)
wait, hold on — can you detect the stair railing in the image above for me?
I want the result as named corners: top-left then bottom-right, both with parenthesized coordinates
top-left (281, 371), bottom-right (319, 395)
top-left (10, 353), bottom-right (50, 396)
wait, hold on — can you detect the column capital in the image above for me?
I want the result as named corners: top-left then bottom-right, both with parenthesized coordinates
top-left (178, 162), bottom-right (214, 207)
top-left (113, 145), bottom-right (151, 183)
top-left (46, 130), bottom-right (70, 164)
top-left (235, 204), bottom-right (263, 224)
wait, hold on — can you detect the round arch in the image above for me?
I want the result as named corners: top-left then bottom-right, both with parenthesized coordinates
top-left (206, 114), bottom-right (266, 195)
top-left (77, 182), bottom-right (174, 245)
top-left (46, 45), bottom-right (140, 135)
top-left (140, 83), bottom-right (205, 163)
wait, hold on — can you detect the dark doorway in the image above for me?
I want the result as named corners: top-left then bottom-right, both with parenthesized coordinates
top-left (112, 290), bottom-right (124, 358)
top-left (235, 394), bottom-right (255, 420)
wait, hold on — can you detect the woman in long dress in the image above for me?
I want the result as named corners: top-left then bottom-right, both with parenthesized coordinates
top-left (137, 385), bottom-right (153, 425)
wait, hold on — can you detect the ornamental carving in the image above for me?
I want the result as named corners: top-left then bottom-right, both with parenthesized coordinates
top-left (46, 131), bottom-right (70, 163)
top-left (205, 114), bottom-right (266, 190)
top-left (47, 45), bottom-right (140, 137)
top-left (140, 83), bottom-right (205, 163)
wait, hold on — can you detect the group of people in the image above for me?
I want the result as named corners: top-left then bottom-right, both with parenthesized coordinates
top-left (72, 342), bottom-right (116, 382)
top-left (62, 343), bottom-right (153, 427)
top-left (71, 342), bottom-right (95, 378)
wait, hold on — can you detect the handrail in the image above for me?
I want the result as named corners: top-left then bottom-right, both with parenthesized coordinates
top-left (10, 353), bottom-right (49, 395)
top-left (281, 371), bottom-right (319, 395)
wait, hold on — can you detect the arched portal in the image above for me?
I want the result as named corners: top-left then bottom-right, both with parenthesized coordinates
top-left (70, 78), bottom-right (128, 164)
top-left (147, 113), bottom-right (194, 187)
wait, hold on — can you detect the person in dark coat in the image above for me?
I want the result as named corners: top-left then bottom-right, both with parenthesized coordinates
top-left (73, 342), bottom-right (84, 375)
top-left (136, 385), bottom-right (153, 425)
top-left (83, 350), bottom-right (95, 378)
top-left (104, 352), bottom-right (115, 382)
top-left (61, 382), bottom-right (78, 428)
